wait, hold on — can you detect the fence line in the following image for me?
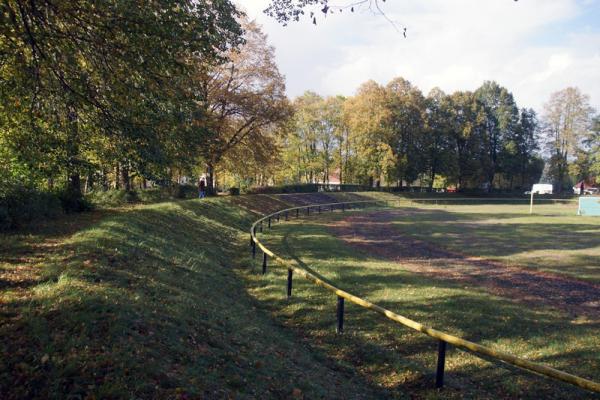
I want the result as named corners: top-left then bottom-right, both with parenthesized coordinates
top-left (249, 198), bottom-right (600, 394)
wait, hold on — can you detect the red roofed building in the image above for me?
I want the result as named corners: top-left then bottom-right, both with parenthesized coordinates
top-left (573, 179), bottom-right (599, 195)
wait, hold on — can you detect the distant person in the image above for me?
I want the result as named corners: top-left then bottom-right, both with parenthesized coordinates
top-left (580, 181), bottom-right (585, 195)
top-left (199, 179), bottom-right (206, 199)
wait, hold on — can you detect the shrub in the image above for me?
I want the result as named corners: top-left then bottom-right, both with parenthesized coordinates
top-left (0, 205), bottom-right (11, 231)
top-left (170, 184), bottom-right (198, 199)
top-left (246, 183), bottom-right (319, 194)
top-left (58, 188), bottom-right (93, 212)
top-left (87, 190), bottom-right (133, 208)
top-left (137, 188), bottom-right (171, 203)
top-left (0, 186), bottom-right (65, 230)
top-left (87, 184), bottom-right (199, 209)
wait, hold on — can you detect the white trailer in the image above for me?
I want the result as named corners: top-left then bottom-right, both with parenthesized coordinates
top-left (530, 184), bottom-right (553, 195)
top-left (528, 184), bottom-right (553, 214)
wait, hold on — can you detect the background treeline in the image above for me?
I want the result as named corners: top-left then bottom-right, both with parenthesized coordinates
top-left (1, 1), bottom-right (599, 229)
top-left (266, 81), bottom-right (599, 194)
top-left (0, 2), bottom-right (290, 228)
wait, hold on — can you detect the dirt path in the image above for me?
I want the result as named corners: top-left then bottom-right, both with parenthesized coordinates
top-left (328, 210), bottom-right (600, 320)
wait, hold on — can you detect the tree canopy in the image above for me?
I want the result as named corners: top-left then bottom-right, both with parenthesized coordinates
top-left (277, 78), bottom-right (546, 192)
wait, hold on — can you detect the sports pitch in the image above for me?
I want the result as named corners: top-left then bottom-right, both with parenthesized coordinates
top-left (251, 201), bottom-right (600, 399)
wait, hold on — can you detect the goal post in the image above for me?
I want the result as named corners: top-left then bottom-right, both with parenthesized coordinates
top-left (577, 196), bottom-right (600, 216)
top-left (529, 191), bottom-right (534, 214)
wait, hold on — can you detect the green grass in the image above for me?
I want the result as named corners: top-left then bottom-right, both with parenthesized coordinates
top-left (0, 195), bottom-right (390, 399)
top-left (387, 202), bottom-right (600, 282)
top-left (251, 202), bottom-right (600, 399)
top-left (2, 193), bottom-right (598, 399)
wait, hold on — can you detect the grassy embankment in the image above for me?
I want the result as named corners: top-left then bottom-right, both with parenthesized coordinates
top-left (0, 193), bottom-right (392, 399)
top-left (252, 196), bottom-right (600, 399)
top-left (2, 192), bottom-right (597, 399)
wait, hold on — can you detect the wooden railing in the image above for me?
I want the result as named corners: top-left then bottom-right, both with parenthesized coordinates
top-left (249, 198), bottom-right (599, 394)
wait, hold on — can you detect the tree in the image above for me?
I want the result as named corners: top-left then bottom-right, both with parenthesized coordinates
top-left (279, 93), bottom-right (345, 184)
top-left (1, 0), bottom-right (243, 199)
top-left (422, 88), bottom-right (454, 190)
top-left (326, 96), bottom-right (350, 184)
top-left (343, 80), bottom-right (394, 185)
top-left (264, 0), bottom-right (391, 26)
top-left (475, 81), bottom-right (519, 191)
top-left (193, 20), bottom-right (291, 194)
top-left (589, 117), bottom-right (600, 183)
top-left (280, 92), bottom-right (323, 183)
top-left (575, 115), bottom-right (600, 184)
top-left (447, 91), bottom-right (488, 189)
top-left (542, 87), bottom-right (595, 191)
top-left (263, 0), bottom-right (517, 27)
top-left (385, 77), bottom-right (426, 187)
top-left (498, 108), bottom-right (542, 189)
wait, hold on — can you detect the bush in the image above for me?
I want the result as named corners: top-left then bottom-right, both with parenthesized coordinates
top-left (170, 184), bottom-right (198, 199)
top-left (87, 184), bottom-right (199, 209)
top-left (58, 188), bottom-right (94, 212)
top-left (0, 205), bottom-right (11, 231)
top-left (87, 189), bottom-right (139, 208)
top-left (246, 183), bottom-right (377, 194)
top-left (137, 188), bottom-right (171, 203)
top-left (228, 187), bottom-right (240, 196)
top-left (246, 183), bottom-right (319, 194)
top-left (0, 186), bottom-right (65, 230)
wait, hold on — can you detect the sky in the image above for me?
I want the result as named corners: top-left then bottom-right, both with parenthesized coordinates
top-left (237, 0), bottom-right (600, 114)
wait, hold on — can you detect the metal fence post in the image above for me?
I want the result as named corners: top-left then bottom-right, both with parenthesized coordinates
top-left (277, 213), bottom-right (280, 222)
top-left (285, 211), bottom-right (289, 221)
top-left (262, 252), bottom-right (267, 275)
top-left (296, 208), bottom-right (299, 217)
top-left (287, 269), bottom-right (293, 298)
top-left (307, 206), bottom-right (310, 216)
top-left (252, 240), bottom-right (256, 259)
top-left (342, 203), bottom-right (345, 212)
top-left (259, 222), bottom-right (263, 233)
top-left (318, 205), bottom-right (321, 213)
top-left (435, 340), bottom-right (447, 388)
top-left (336, 296), bottom-right (345, 334)
top-left (268, 217), bottom-right (271, 229)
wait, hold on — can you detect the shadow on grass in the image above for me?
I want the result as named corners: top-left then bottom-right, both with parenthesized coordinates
top-left (252, 217), bottom-right (600, 399)
top-left (0, 199), bottom-right (395, 400)
top-left (374, 208), bottom-right (600, 281)
top-left (382, 208), bottom-right (599, 253)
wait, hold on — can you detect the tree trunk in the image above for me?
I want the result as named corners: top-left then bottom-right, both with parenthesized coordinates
top-left (429, 168), bottom-right (435, 191)
top-left (120, 163), bottom-right (131, 191)
top-left (115, 164), bottom-right (121, 190)
top-left (339, 145), bottom-right (343, 184)
top-left (66, 106), bottom-right (82, 198)
top-left (68, 173), bottom-right (81, 195)
top-left (206, 163), bottom-right (215, 196)
top-left (101, 168), bottom-right (109, 190)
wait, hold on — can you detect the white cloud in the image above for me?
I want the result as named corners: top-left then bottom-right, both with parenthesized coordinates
top-left (238, 0), bottom-right (600, 112)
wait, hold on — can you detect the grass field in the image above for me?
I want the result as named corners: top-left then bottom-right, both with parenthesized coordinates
top-left (0, 196), bottom-right (390, 399)
top-left (392, 201), bottom-right (600, 282)
top-left (2, 193), bottom-right (598, 399)
top-left (250, 200), bottom-right (600, 399)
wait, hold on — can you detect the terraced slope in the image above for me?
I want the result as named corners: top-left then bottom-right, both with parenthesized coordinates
top-left (1, 194), bottom-right (393, 399)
